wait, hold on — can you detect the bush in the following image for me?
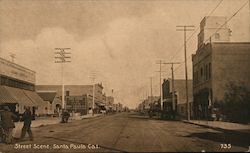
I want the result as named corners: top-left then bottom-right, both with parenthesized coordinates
top-left (220, 82), bottom-right (250, 123)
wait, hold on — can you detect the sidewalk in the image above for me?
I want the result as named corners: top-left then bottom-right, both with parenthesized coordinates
top-left (71, 113), bottom-right (103, 120)
top-left (12, 113), bottom-right (104, 137)
top-left (183, 120), bottom-right (250, 134)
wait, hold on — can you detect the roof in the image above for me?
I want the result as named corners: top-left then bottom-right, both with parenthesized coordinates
top-left (37, 92), bottom-right (57, 103)
top-left (53, 97), bottom-right (62, 105)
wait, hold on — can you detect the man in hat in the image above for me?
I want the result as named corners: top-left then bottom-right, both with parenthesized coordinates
top-left (0, 106), bottom-right (17, 144)
top-left (20, 106), bottom-right (33, 141)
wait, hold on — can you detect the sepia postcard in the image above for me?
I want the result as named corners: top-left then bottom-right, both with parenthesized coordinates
top-left (0, 0), bottom-right (250, 152)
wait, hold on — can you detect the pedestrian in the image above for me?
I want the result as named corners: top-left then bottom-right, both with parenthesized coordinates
top-left (61, 109), bottom-right (70, 123)
top-left (20, 106), bottom-right (33, 141)
top-left (0, 106), bottom-right (17, 144)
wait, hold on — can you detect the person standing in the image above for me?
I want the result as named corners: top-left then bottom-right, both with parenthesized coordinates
top-left (20, 106), bottom-right (33, 141)
top-left (0, 106), bottom-right (17, 144)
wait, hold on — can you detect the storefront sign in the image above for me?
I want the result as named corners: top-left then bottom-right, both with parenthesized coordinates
top-left (0, 57), bottom-right (35, 84)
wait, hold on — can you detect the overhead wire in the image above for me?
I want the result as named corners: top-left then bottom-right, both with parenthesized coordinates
top-left (167, 0), bottom-right (248, 79)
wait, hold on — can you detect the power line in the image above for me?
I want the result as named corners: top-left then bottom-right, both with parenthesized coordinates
top-left (169, 0), bottom-right (224, 62)
top-left (202, 0), bottom-right (249, 46)
top-left (172, 0), bottom-right (248, 78)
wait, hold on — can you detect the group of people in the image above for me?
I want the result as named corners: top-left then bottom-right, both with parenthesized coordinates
top-left (0, 106), bottom-right (33, 144)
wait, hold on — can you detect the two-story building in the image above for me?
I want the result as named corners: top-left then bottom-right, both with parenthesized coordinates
top-left (192, 16), bottom-right (250, 119)
top-left (0, 57), bottom-right (45, 116)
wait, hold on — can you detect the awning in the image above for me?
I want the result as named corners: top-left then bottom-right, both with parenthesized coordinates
top-left (2, 86), bottom-right (38, 107)
top-left (0, 86), bottom-right (17, 104)
top-left (23, 90), bottom-right (44, 106)
top-left (95, 101), bottom-right (105, 106)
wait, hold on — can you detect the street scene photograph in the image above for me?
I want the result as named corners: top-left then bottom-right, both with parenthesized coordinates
top-left (0, 0), bottom-right (250, 152)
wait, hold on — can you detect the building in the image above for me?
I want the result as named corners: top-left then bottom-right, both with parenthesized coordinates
top-left (113, 103), bottom-right (123, 112)
top-left (37, 91), bottom-right (62, 116)
top-left (106, 96), bottom-right (114, 111)
top-left (36, 84), bottom-right (106, 113)
top-left (0, 57), bottom-right (45, 115)
top-left (197, 16), bottom-right (231, 48)
top-left (137, 96), bottom-right (160, 113)
top-left (192, 16), bottom-right (250, 119)
top-left (162, 79), bottom-right (193, 118)
top-left (65, 95), bottom-right (88, 115)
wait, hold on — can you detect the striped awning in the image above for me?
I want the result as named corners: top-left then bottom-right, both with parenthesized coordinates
top-left (23, 89), bottom-right (44, 106)
top-left (0, 86), bottom-right (38, 107)
top-left (0, 86), bottom-right (17, 104)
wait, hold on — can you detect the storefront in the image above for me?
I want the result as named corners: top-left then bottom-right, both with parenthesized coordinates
top-left (0, 57), bottom-right (44, 116)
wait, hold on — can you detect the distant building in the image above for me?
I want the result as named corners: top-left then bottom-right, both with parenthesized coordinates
top-left (113, 103), bottom-right (123, 112)
top-left (37, 91), bottom-right (62, 115)
top-left (65, 95), bottom-right (89, 115)
top-left (192, 16), bottom-right (250, 119)
top-left (36, 84), bottom-right (106, 113)
top-left (162, 79), bottom-right (193, 118)
top-left (106, 96), bottom-right (114, 111)
top-left (0, 57), bottom-right (44, 115)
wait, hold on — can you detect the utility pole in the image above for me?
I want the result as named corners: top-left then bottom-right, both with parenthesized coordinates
top-left (150, 77), bottom-right (153, 104)
top-left (90, 72), bottom-right (96, 116)
top-left (55, 48), bottom-right (71, 110)
top-left (156, 60), bottom-right (165, 111)
top-left (176, 25), bottom-right (195, 121)
top-left (162, 62), bottom-right (181, 114)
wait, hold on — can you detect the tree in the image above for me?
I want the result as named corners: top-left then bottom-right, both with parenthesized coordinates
top-left (220, 82), bottom-right (250, 123)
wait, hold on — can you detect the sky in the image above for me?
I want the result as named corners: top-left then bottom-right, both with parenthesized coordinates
top-left (0, 0), bottom-right (249, 109)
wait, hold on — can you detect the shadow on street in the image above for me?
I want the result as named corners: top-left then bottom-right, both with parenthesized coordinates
top-left (184, 130), bottom-right (250, 148)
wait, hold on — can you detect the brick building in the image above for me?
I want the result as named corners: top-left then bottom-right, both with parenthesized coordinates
top-left (36, 84), bottom-right (106, 113)
top-left (162, 79), bottom-right (193, 118)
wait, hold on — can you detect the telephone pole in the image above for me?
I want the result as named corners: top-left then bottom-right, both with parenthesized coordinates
top-left (176, 25), bottom-right (195, 121)
top-left (162, 62), bottom-right (181, 114)
top-left (156, 60), bottom-right (165, 111)
top-left (55, 48), bottom-right (71, 109)
top-left (90, 72), bottom-right (97, 116)
top-left (150, 77), bottom-right (153, 104)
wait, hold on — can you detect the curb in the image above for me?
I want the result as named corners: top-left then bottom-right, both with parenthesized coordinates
top-left (182, 120), bottom-right (250, 135)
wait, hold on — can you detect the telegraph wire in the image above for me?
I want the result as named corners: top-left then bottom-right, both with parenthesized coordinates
top-left (169, 0), bottom-right (248, 77)
top-left (169, 0), bottom-right (224, 62)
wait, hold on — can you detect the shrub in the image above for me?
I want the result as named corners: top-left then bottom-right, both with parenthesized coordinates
top-left (219, 82), bottom-right (250, 123)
